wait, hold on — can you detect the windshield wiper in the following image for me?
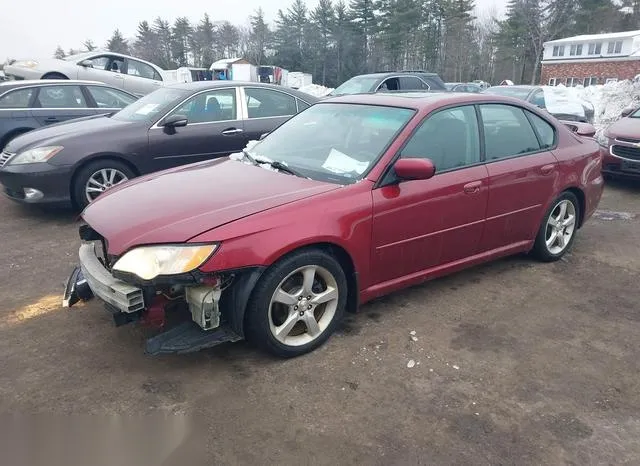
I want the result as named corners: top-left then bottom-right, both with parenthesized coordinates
top-left (243, 149), bottom-right (306, 178)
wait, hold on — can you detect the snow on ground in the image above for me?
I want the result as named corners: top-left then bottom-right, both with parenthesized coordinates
top-left (299, 83), bottom-right (334, 97)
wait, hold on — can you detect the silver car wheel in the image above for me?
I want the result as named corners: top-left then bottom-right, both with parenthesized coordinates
top-left (268, 265), bottom-right (339, 347)
top-left (85, 168), bottom-right (129, 203)
top-left (545, 199), bottom-right (577, 255)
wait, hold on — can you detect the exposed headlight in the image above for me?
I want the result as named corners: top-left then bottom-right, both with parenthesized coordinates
top-left (15, 60), bottom-right (39, 68)
top-left (596, 131), bottom-right (610, 148)
top-left (9, 146), bottom-right (64, 165)
top-left (112, 244), bottom-right (218, 280)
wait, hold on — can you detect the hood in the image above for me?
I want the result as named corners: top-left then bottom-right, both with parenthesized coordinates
top-left (4, 115), bottom-right (131, 153)
top-left (82, 158), bottom-right (340, 255)
top-left (605, 117), bottom-right (640, 138)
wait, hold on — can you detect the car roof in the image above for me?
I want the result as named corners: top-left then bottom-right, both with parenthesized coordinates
top-left (489, 85), bottom-right (539, 91)
top-left (356, 72), bottom-right (440, 79)
top-left (163, 81), bottom-right (320, 101)
top-left (320, 91), bottom-right (541, 110)
top-left (0, 79), bottom-right (108, 89)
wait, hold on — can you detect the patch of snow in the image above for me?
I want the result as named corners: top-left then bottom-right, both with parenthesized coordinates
top-left (407, 359), bottom-right (416, 368)
top-left (409, 330), bottom-right (416, 336)
top-left (452, 365), bottom-right (460, 370)
top-left (299, 83), bottom-right (334, 97)
top-left (410, 336), bottom-right (418, 342)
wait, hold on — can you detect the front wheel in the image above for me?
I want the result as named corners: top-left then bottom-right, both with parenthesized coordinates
top-left (244, 249), bottom-right (348, 358)
top-left (532, 192), bottom-right (580, 262)
top-left (72, 159), bottom-right (135, 210)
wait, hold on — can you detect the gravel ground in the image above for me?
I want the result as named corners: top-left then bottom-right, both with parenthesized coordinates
top-left (0, 180), bottom-right (638, 465)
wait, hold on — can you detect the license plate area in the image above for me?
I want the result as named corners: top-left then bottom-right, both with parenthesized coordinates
top-left (621, 160), bottom-right (640, 172)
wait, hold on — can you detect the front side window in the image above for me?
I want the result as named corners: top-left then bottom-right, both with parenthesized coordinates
top-left (112, 87), bottom-right (189, 122)
top-left (171, 89), bottom-right (237, 123)
top-left (401, 105), bottom-right (480, 172)
top-left (480, 104), bottom-right (541, 160)
top-left (86, 86), bottom-right (137, 108)
top-left (245, 87), bottom-right (297, 118)
top-left (378, 78), bottom-right (400, 92)
top-left (0, 88), bottom-right (34, 108)
top-left (330, 76), bottom-right (381, 95)
top-left (36, 85), bottom-right (87, 108)
top-left (249, 103), bottom-right (415, 183)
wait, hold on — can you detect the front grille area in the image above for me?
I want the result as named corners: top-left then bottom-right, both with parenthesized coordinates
top-left (0, 151), bottom-right (14, 168)
top-left (611, 145), bottom-right (640, 161)
top-left (616, 136), bottom-right (640, 144)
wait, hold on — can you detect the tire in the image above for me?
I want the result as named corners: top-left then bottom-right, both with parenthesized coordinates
top-left (244, 249), bottom-right (348, 358)
top-left (42, 72), bottom-right (68, 80)
top-left (72, 159), bottom-right (136, 210)
top-left (532, 191), bottom-right (580, 262)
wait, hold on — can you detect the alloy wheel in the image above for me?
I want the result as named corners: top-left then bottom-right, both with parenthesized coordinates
top-left (85, 168), bottom-right (129, 203)
top-left (545, 199), bottom-right (577, 255)
top-left (268, 265), bottom-right (339, 347)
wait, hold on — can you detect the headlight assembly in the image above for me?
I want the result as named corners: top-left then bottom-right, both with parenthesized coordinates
top-left (9, 146), bottom-right (64, 165)
top-left (596, 131), bottom-right (610, 148)
top-left (112, 244), bottom-right (218, 280)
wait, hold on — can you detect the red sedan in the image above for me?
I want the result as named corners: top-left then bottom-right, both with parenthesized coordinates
top-left (64, 92), bottom-right (604, 357)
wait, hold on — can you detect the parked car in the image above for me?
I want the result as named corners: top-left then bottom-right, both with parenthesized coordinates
top-left (597, 106), bottom-right (640, 179)
top-left (328, 71), bottom-right (447, 96)
top-left (445, 82), bottom-right (483, 93)
top-left (4, 51), bottom-right (165, 96)
top-left (0, 82), bottom-right (317, 209)
top-left (483, 85), bottom-right (595, 123)
top-left (0, 80), bottom-right (138, 150)
top-left (63, 92), bottom-right (603, 357)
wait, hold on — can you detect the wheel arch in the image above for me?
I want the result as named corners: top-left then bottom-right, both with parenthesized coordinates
top-left (69, 154), bottom-right (140, 207)
top-left (41, 72), bottom-right (69, 79)
top-left (1, 127), bottom-right (33, 150)
top-left (563, 186), bottom-right (586, 228)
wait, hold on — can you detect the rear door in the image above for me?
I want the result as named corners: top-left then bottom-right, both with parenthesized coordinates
top-left (124, 59), bottom-right (163, 96)
top-left (31, 84), bottom-right (97, 125)
top-left (0, 87), bottom-right (37, 147)
top-left (241, 87), bottom-right (300, 142)
top-left (147, 87), bottom-right (245, 170)
top-left (478, 104), bottom-right (559, 252)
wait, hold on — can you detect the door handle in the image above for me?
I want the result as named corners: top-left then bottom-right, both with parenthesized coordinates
top-left (113, 74), bottom-right (124, 79)
top-left (463, 180), bottom-right (482, 194)
top-left (540, 164), bottom-right (555, 175)
top-left (44, 117), bottom-right (59, 123)
top-left (221, 128), bottom-right (243, 135)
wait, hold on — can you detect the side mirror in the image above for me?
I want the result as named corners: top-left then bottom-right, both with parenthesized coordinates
top-left (560, 120), bottom-right (596, 137)
top-left (79, 59), bottom-right (93, 67)
top-left (259, 132), bottom-right (269, 141)
top-left (162, 114), bottom-right (188, 128)
top-left (621, 105), bottom-right (636, 117)
top-left (394, 158), bottom-right (435, 181)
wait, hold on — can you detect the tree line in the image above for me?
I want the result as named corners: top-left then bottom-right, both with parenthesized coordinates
top-left (52, 0), bottom-right (640, 87)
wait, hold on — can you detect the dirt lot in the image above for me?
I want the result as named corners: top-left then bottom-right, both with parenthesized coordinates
top-left (0, 181), bottom-right (639, 465)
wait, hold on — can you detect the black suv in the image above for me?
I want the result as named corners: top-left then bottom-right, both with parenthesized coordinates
top-left (329, 71), bottom-right (447, 96)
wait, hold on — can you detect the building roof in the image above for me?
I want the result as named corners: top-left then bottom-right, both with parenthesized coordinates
top-left (545, 30), bottom-right (640, 46)
top-left (210, 58), bottom-right (248, 69)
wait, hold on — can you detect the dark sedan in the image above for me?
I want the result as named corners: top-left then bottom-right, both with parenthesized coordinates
top-left (0, 81), bottom-right (317, 209)
top-left (0, 80), bottom-right (138, 150)
top-left (445, 82), bottom-right (483, 93)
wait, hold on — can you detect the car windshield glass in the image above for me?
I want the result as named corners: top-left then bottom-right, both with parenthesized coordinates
top-left (484, 87), bottom-right (533, 100)
top-left (630, 108), bottom-right (640, 118)
top-left (111, 88), bottom-right (190, 122)
top-left (247, 103), bottom-right (415, 184)
top-left (330, 76), bottom-right (381, 95)
top-left (62, 52), bottom-right (97, 62)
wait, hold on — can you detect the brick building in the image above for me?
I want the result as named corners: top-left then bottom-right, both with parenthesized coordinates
top-left (541, 30), bottom-right (640, 86)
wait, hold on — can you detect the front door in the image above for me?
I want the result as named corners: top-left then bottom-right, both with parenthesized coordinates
top-left (478, 104), bottom-right (559, 251)
top-left (31, 84), bottom-right (97, 125)
top-left (371, 104), bottom-right (488, 285)
top-left (76, 54), bottom-right (127, 90)
top-left (147, 87), bottom-right (245, 171)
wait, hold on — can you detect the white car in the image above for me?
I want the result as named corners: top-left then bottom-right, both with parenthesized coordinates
top-left (4, 51), bottom-right (165, 97)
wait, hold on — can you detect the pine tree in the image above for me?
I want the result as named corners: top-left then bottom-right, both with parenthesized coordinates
top-left (348, 0), bottom-right (376, 70)
top-left (107, 29), bottom-right (130, 55)
top-left (171, 17), bottom-right (193, 67)
top-left (193, 14), bottom-right (215, 67)
top-left (53, 46), bottom-right (66, 59)
top-left (333, 0), bottom-right (351, 84)
top-left (311, 0), bottom-right (335, 85)
top-left (134, 21), bottom-right (160, 63)
top-left (249, 8), bottom-right (270, 65)
top-left (82, 40), bottom-right (96, 51)
top-left (153, 18), bottom-right (174, 69)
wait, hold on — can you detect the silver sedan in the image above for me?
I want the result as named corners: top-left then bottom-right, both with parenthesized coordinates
top-left (4, 51), bottom-right (165, 97)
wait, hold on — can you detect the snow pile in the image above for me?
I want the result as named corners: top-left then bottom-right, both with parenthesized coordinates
top-left (299, 83), bottom-right (334, 98)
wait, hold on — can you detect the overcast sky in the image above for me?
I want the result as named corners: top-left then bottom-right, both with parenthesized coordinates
top-left (0, 0), bottom-right (506, 61)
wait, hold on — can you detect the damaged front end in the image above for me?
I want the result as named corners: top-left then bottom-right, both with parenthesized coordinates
top-left (63, 226), bottom-right (259, 355)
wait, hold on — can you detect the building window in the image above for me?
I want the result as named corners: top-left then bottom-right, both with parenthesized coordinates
top-left (605, 78), bottom-right (618, 84)
top-left (566, 77), bottom-right (581, 87)
top-left (548, 78), bottom-right (558, 86)
top-left (552, 45), bottom-right (565, 57)
top-left (607, 40), bottom-right (623, 54)
top-left (583, 77), bottom-right (598, 86)
top-left (569, 44), bottom-right (583, 56)
top-left (587, 43), bottom-right (602, 55)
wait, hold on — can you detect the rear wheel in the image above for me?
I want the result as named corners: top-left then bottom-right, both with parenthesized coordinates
top-left (72, 159), bottom-right (135, 210)
top-left (244, 249), bottom-right (347, 358)
top-left (532, 192), bottom-right (580, 262)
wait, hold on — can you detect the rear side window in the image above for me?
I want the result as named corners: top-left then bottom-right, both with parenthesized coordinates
top-left (86, 86), bottom-right (137, 108)
top-left (480, 104), bottom-right (541, 160)
top-left (296, 99), bottom-right (310, 112)
top-left (245, 87), bottom-right (297, 118)
top-left (526, 111), bottom-right (555, 149)
top-left (36, 85), bottom-right (87, 108)
top-left (399, 76), bottom-right (429, 90)
top-left (0, 88), bottom-right (34, 108)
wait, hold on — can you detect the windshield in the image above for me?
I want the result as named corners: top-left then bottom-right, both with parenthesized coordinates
top-left (111, 88), bottom-right (190, 122)
top-left (483, 87), bottom-right (533, 100)
top-left (248, 103), bottom-right (415, 184)
top-left (630, 108), bottom-right (640, 118)
top-left (330, 76), bottom-right (381, 95)
top-left (63, 52), bottom-right (98, 62)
